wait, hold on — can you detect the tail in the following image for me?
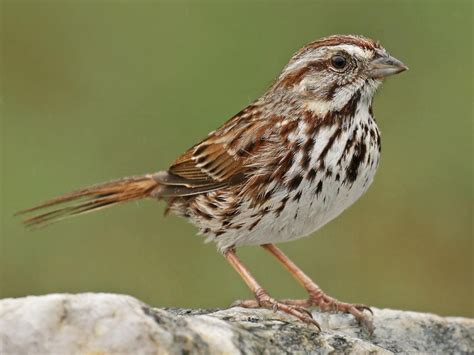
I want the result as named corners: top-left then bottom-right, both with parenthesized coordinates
top-left (17, 174), bottom-right (160, 228)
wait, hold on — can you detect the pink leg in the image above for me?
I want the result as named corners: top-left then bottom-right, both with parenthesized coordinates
top-left (233, 244), bottom-right (373, 332)
top-left (225, 248), bottom-right (319, 329)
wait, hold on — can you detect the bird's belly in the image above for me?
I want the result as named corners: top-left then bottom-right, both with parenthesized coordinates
top-left (253, 170), bottom-right (375, 248)
top-left (215, 122), bottom-right (381, 251)
top-left (263, 158), bottom-right (379, 244)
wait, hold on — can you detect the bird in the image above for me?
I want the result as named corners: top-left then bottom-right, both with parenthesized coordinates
top-left (18, 34), bottom-right (407, 331)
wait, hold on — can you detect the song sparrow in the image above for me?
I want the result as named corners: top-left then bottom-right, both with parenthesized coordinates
top-left (18, 35), bottom-right (407, 331)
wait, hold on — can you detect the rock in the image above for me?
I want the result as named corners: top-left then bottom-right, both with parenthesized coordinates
top-left (0, 293), bottom-right (472, 354)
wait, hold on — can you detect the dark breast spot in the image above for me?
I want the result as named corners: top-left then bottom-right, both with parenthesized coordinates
top-left (318, 126), bottom-right (342, 170)
top-left (338, 126), bottom-right (358, 165)
top-left (293, 190), bottom-right (302, 202)
top-left (262, 187), bottom-right (275, 201)
top-left (301, 136), bottom-right (316, 170)
top-left (301, 152), bottom-right (311, 170)
top-left (345, 142), bottom-right (367, 184)
top-left (315, 181), bottom-right (323, 195)
top-left (248, 218), bottom-right (262, 231)
top-left (339, 90), bottom-right (361, 118)
top-left (260, 206), bottom-right (271, 216)
top-left (288, 174), bottom-right (303, 191)
top-left (306, 168), bottom-right (317, 181)
top-left (275, 196), bottom-right (289, 217)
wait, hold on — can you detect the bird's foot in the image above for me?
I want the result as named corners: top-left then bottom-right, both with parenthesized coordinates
top-left (280, 293), bottom-right (374, 333)
top-left (234, 293), bottom-right (373, 332)
top-left (231, 289), bottom-right (320, 330)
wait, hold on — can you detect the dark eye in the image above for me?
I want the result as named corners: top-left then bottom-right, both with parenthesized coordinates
top-left (330, 54), bottom-right (348, 70)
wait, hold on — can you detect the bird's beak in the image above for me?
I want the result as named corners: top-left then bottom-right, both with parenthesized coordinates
top-left (369, 54), bottom-right (408, 79)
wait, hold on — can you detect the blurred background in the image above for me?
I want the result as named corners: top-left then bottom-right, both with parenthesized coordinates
top-left (1, 1), bottom-right (472, 317)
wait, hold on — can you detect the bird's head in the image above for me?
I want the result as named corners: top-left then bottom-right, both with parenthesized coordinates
top-left (273, 35), bottom-right (407, 114)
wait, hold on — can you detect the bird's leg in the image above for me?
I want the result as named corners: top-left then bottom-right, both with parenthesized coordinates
top-left (260, 244), bottom-right (373, 331)
top-left (225, 248), bottom-right (319, 329)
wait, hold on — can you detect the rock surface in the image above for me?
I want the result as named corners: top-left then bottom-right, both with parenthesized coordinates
top-left (0, 293), bottom-right (472, 354)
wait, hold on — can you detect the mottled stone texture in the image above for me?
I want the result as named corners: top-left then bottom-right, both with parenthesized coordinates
top-left (0, 293), bottom-right (472, 354)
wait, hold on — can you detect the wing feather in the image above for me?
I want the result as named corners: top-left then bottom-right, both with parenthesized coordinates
top-left (156, 104), bottom-right (274, 197)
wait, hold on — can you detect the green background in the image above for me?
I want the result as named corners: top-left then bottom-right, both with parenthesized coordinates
top-left (1, 1), bottom-right (472, 318)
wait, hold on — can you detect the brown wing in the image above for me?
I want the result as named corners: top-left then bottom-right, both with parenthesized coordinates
top-left (154, 104), bottom-right (273, 197)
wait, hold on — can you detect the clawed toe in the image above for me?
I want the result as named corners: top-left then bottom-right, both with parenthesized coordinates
top-left (231, 295), bottom-right (320, 330)
top-left (278, 295), bottom-right (374, 332)
top-left (354, 304), bottom-right (373, 315)
top-left (319, 298), bottom-right (374, 333)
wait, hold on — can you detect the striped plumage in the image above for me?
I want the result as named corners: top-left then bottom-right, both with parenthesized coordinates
top-left (163, 35), bottom-right (385, 252)
top-left (167, 94), bottom-right (381, 252)
top-left (18, 35), bottom-right (406, 330)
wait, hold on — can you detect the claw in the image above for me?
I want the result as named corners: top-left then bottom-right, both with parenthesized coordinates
top-left (274, 295), bottom-right (374, 332)
top-left (298, 306), bottom-right (314, 318)
top-left (356, 304), bottom-right (373, 315)
top-left (231, 294), bottom-right (372, 332)
top-left (303, 314), bottom-right (321, 331)
top-left (232, 295), bottom-right (320, 331)
top-left (331, 301), bottom-right (374, 333)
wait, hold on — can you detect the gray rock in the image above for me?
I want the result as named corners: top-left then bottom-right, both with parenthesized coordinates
top-left (0, 293), bottom-right (472, 354)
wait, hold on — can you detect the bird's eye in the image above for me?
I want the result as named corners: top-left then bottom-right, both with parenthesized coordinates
top-left (330, 54), bottom-right (348, 71)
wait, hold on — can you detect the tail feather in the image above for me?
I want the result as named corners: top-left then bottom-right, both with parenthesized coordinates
top-left (17, 174), bottom-right (159, 228)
